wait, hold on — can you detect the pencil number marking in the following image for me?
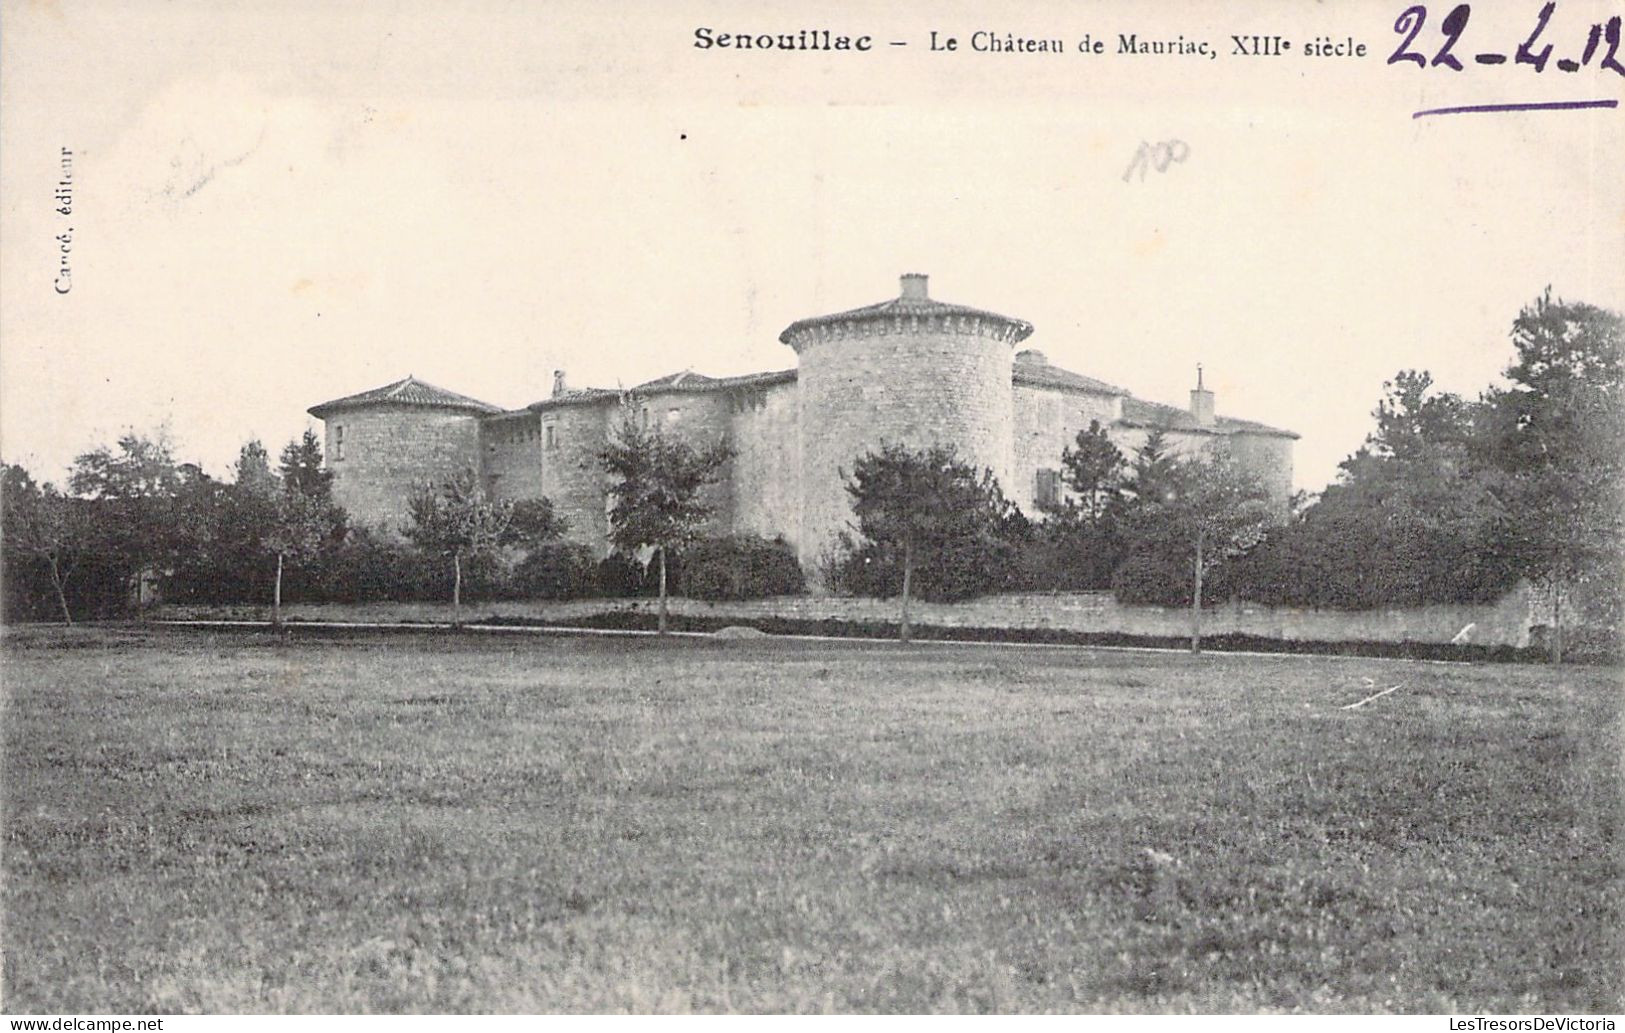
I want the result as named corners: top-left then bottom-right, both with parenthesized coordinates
top-left (1123, 140), bottom-right (1190, 183)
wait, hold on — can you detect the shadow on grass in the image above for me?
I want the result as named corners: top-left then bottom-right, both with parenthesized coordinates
top-left (475, 610), bottom-right (1561, 664)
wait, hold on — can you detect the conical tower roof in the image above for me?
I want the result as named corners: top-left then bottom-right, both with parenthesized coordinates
top-left (307, 375), bottom-right (502, 418)
top-left (779, 273), bottom-right (1033, 351)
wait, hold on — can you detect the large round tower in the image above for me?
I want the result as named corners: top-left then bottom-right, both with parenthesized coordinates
top-left (779, 273), bottom-right (1033, 569)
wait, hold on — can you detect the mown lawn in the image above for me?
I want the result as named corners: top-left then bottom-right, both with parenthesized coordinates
top-left (2, 625), bottom-right (1619, 1013)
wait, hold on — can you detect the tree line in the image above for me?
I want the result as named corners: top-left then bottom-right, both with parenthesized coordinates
top-left (823, 291), bottom-right (1622, 658)
top-left (0, 415), bottom-right (797, 634)
top-left (2, 292), bottom-right (1618, 658)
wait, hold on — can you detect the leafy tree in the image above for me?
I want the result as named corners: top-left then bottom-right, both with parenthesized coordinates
top-left (681, 535), bottom-right (806, 601)
top-left (1124, 428), bottom-right (1179, 506)
top-left (1481, 290), bottom-right (1624, 661)
top-left (262, 489), bottom-right (343, 630)
top-left (67, 428), bottom-right (185, 605)
top-left (233, 439), bottom-right (277, 495)
top-left (69, 428), bottom-right (181, 501)
top-left (279, 429), bottom-right (333, 499)
top-left (1032, 420), bottom-right (1130, 590)
top-left (1058, 419), bottom-right (1127, 524)
top-left (217, 445), bottom-right (348, 628)
top-left (507, 497), bottom-right (569, 545)
top-left (512, 541), bottom-right (599, 600)
top-left (600, 407), bottom-right (732, 635)
top-left (403, 470), bottom-right (559, 625)
top-left (1343, 371), bottom-right (1513, 604)
top-left (1117, 444), bottom-right (1273, 652)
top-left (168, 465), bottom-right (236, 599)
top-left (2, 466), bottom-right (94, 623)
top-left (843, 442), bottom-right (1021, 641)
top-left (1230, 371), bottom-right (1518, 612)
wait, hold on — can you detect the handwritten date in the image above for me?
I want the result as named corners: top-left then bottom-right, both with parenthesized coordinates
top-left (1389, 2), bottom-right (1624, 75)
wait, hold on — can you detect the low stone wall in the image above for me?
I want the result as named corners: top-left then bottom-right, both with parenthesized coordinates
top-left (648, 589), bottom-right (1533, 648)
top-left (158, 585), bottom-right (1534, 648)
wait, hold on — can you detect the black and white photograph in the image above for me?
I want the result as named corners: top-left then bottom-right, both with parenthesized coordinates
top-left (1, 0), bottom-right (1621, 1018)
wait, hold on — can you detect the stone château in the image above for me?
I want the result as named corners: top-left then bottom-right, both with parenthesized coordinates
top-left (309, 274), bottom-right (1297, 568)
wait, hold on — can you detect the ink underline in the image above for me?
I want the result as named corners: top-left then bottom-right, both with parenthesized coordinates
top-left (1413, 99), bottom-right (1620, 118)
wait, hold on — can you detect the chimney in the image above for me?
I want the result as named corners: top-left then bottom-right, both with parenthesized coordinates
top-left (1189, 364), bottom-right (1215, 427)
top-left (552, 369), bottom-right (568, 398)
top-left (900, 273), bottom-right (928, 300)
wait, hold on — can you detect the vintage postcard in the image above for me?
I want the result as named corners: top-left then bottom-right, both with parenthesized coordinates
top-left (2, 0), bottom-right (1621, 1018)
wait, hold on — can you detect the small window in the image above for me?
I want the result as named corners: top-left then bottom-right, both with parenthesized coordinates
top-left (334, 425), bottom-right (344, 461)
top-left (1035, 468), bottom-right (1059, 508)
top-left (665, 407), bottom-right (682, 424)
top-left (545, 423), bottom-right (557, 450)
top-left (640, 406), bottom-right (650, 429)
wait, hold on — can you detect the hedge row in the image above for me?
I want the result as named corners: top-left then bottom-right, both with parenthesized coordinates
top-left (158, 531), bottom-right (806, 606)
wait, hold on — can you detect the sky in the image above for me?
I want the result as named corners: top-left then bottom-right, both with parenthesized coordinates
top-left (3, 0), bottom-right (1622, 494)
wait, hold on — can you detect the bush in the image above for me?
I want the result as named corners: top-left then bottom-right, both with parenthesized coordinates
top-left (1111, 551), bottom-right (1193, 607)
top-left (594, 552), bottom-right (649, 598)
top-left (289, 527), bottom-right (503, 604)
top-left (1010, 519), bottom-right (1123, 593)
top-left (820, 533), bottom-right (890, 599)
top-left (511, 542), bottom-right (598, 600)
top-left (680, 535), bottom-right (805, 601)
top-left (295, 528), bottom-right (422, 602)
top-left (0, 551), bottom-right (130, 622)
top-left (1110, 549), bottom-right (1246, 608)
top-left (1215, 510), bottom-right (1524, 611)
top-left (824, 529), bottom-right (1018, 603)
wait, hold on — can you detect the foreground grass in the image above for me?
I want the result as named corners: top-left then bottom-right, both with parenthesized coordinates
top-left (2, 625), bottom-right (1619, 1013)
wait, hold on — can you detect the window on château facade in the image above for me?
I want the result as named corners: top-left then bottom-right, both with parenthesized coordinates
top-left (334, 425), bottom-right (344, 460)
top-left (1035, 468), bottom-right (1059, 509)
top-left (545, 424), bottom-right (557, 450)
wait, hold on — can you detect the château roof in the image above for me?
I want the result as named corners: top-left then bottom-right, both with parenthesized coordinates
top-left (307, 376), bottom-right (503, 419)
top-left (1118, 397), bottom-right (1299, 439)
top-left (527, 369), bottom-right (798, 410)
top-left (511, 363), bottom-right (1292, 437)
top-left (1013, 354), bottom-right (1129, 396)
top-left (779, 274), bottom-right (1034, 347)
top-left (634, 368), bottom-right (798, 393)
top-left (309, 367), bottom-right (1292, 439)
top-left (526, 387), bottom-right (621, 410)
top-left (635, 370), bottom-right (718, 391)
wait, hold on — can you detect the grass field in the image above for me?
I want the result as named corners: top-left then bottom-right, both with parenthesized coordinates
top-left (2, 625), bottom-right (1620, 1013)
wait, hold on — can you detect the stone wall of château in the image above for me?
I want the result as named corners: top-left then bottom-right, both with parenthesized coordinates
top-left (1011, 383), bottom-right (1122, 513)
top-left (795, 325), bottom-right (1016, 568)
top-left (1106, 425), bottom-right (1294, 517)
top-left (1107, 424), bottom-right (1210, 465)
top-left (1226, 432), bottom-right (1295, 515)
top-left (539, 402), bottom-right (614, 554)
top-left (481, 413), bottom-right (546, 503)
top-left (727, 379), bottom-right (802, 547)
top-left (324, 407), bottom-right (483, 534)
top-left (312, 281), bottom-right (1300, 563)
top-left (637, 388), bottom-right (736, 537)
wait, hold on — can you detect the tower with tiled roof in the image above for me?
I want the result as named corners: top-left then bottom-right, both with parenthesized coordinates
top-left (779, 273), bottom-right (1034, 567)
top-left (307, 375), bottom-right (499, 533)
